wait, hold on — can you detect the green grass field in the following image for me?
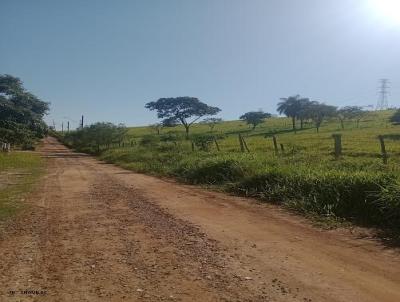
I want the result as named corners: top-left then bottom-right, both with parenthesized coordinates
top-left (0, 152), bottom-right (43, 224)
top-left (124, 110), bottom-right (398, 162)
top-left (64, 109), bottom-right (400, 235)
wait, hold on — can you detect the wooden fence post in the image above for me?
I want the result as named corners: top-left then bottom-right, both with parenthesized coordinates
top-left (191, 141), bottom-right (195, 152)
top-left (239, 134), bottom-right (245, 152)
top-left (332, 134), bottom-right (342, 159)
top-left (214, 138), bottom-right (220, 151)
top-left (272, 135), bottom-right (278, 154)
top-left (378, 135), bottom-right (388, 164)
top-left (280, 143), bottom-right (284, 153)
top-left (241, 135), bottom-right (250, 152)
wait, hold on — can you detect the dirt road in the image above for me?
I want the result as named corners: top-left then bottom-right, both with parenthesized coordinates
top-left (0, 137), bottom-right (399, 302)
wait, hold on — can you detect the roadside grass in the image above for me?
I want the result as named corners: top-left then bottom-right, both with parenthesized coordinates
top-left (64, 109), bottom-right (400, 240)
top-left (0, 152), bottom-right (43, 224)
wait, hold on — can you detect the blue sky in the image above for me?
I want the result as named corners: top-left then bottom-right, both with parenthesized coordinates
top-left (0, 0), bottom-right (399, 129)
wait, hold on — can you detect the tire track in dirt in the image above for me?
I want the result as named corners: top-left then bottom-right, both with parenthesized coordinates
top-left (90, 175), bottom-right (269, 301)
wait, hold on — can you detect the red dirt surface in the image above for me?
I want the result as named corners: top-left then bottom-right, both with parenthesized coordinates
top-left (0, 137), bottom-right (399, 301)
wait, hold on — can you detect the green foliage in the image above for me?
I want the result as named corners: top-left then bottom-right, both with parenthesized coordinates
top-left (307, 102), bottom-right (337, 132)
top-left (239, 111), bottom-right (271, 129)
top-left (277, 95), bottom-right (310, 129)
top-left (0, 74), bottom-right (49, 146)
top-left (371, 183), bottom-right (400, 228)
top-left (145, 97), bottom-right (221, 137)
top-left (63, 122), bottom-right (127, 154)
top-left (390, 109), bottom-right (400, 125)
top-left (159, 133), bottom-right (182, 143)
top-left (174, 156), bottom-right (254, 184)
top-left (149, 123), bottom-right (163, 134)
top-left (140, 134), bottom-right (160, 147)
top-left (337, 106), bottom-right (365, 129)
top-left (68, 109), bottom-right (400, 233)
top-left (201, 117), bottom-right (223, 131)
top-left (0, 152), bottom-right (43, 222)
top-left (191, 134), bottom-right (224, 151)
top-left (231, 168), bottom-right (396, 224)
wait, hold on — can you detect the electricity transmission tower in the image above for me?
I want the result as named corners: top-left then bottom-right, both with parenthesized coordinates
top-left (376, 79), bottom-right (390, 110)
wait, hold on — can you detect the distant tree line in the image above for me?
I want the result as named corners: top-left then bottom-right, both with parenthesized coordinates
top-left (0, 74), bottom-right (49, 148)
top-left (4, 73), bottom-right (399, 153)
top-left (277, 95), bottom-right (367, 132)
top-left (63, 122), bottom-right (127, 153)
top-left (235, 96), bottom-right (370, 133)
top-left (144, 95), bottom-right (378, 135)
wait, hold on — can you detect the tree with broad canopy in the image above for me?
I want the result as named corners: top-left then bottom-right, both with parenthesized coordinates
top-left (307, 102), bottom-right (337, 132)
top-left (337, 106), bottom-right (365, 129)
top-left (145, 97), bottom-right (221, 138)
top-left (277, 95), bottom-right (310, 130)
top-left (201, 117), bottom-right (223, 132)
top-left (239, 111), bottom-right (271, 130)
top-left (0, 74), bottom-right (49, 146)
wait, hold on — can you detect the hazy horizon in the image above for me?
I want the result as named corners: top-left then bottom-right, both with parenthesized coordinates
top-left (1, 0), bottom-right (399, 129)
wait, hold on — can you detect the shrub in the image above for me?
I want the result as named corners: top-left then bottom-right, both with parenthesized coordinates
top-left (191, 134), bottom-right (225, 151)
top-left (159, 133), bottom-right (182, 143)
top-left (390, 109), bottom-right (400, 125)
top-left (371, 183), bottom-right (400, 228)
top-left (21, 142), bottom-right (35, 151)
top-left (173, 157), bottom-right (254, 184)
top-left (139, 135), bottom-right (159, 147)
top-left (191, 134), bottom-right (215, 151)
top-left (231, 168), bottom-right (398, 225)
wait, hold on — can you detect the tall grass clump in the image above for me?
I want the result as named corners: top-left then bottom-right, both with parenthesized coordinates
top-left (100, 145), bottom-right (185, 175)
top-left (172, 154), bottom-right (261, 184)
top-left (0, 152), bottom-right (43, 222)
top-left (231, 167), bottom-right (398, 226)
top-left (371, 183), bottom-right (400, 228)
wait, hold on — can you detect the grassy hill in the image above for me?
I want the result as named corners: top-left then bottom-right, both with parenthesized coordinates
top-left (124, 110), bottom-right (398, 163)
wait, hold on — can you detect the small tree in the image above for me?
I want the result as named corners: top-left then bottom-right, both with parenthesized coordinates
top-left (239, 111), bottom-right (271, 130)
top-left (296, 98), bottom-right (313, 129)
top-left (337, 106), bottom-right (364, 129)
top-left (115, 123), bottom-right (128, 145)
top-left (277, 95), bottom-right (309, 130)
top-left (308, 102), bottom-right (337, 132)
top-left (149, 123), bottom-right (163, 135)
top-left (63, 122), bottom-right (127, 153)
top-left (0, 74), bottom-right (49, 146)
top-left (390, 109), bottom-right (400, 125)
top-left (201, 117), bottom-right (223, 132)
top-left (145, 97), bottom-right (221, 138)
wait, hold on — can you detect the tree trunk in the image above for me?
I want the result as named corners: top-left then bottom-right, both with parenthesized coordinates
top-left (300, 119), bottom-right (304, 129)
top-left (292, 117), bottom-right (296, 130)
top-left (185, 126), bottom-right (190, 139)
top-left (340, 120), bottom-right (344, 129)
